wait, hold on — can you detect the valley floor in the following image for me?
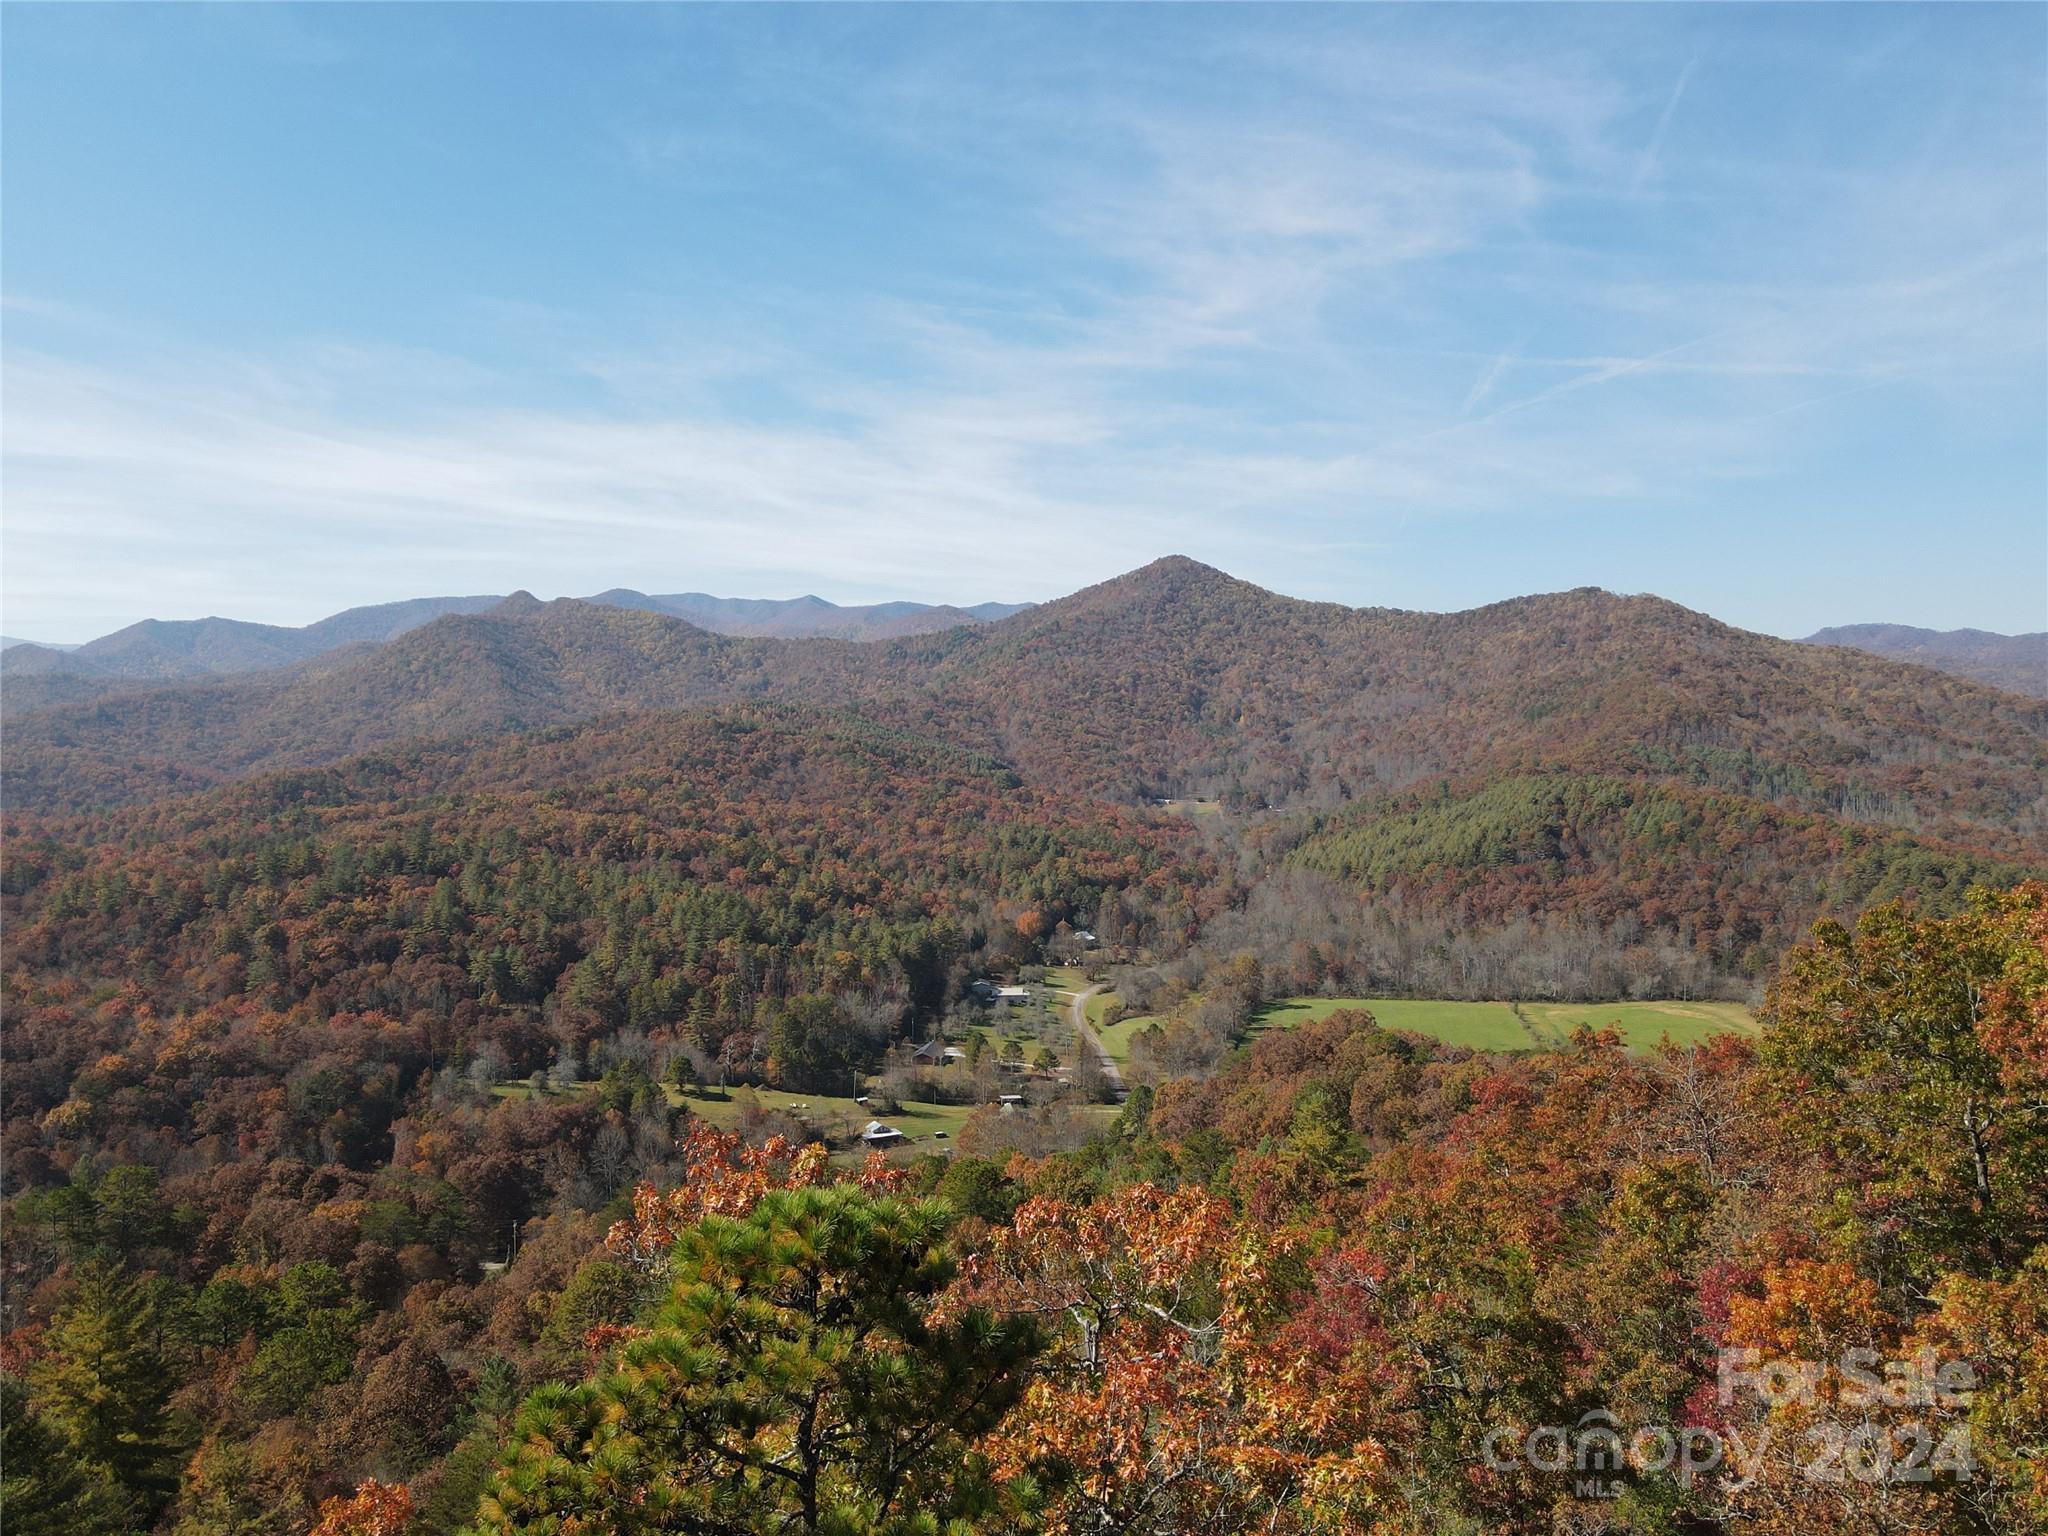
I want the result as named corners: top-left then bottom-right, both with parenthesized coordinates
top-left (673, 1088), bottom-right (980, 1144)
top-left (1082, 991), bottom-right (1757, 1062)
top-left (1251, 995), bottom-right (1757, 1052)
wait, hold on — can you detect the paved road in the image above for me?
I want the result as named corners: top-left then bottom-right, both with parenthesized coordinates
top-left (1066, 983), bottom-right (1127, 1099)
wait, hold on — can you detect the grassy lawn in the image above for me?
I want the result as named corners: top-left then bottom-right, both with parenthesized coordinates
top-left (959, 1022), bottom-right (1035, 1053)
top-left (1051, 971), bottom-right (1145, 1053)
top-left (490, 1079), bottom-right (595, 1102)
top-left (960, 1004), bottom-right (1074, 1060)
top-left (673, 1087), bottom-right (977, 1143)
top-left (1522, 999), bottom-right (1757, 1050)
top-left (1094, 1012), bottom-right (1161, 1064)
top-left (1251, 997), bottom-right (1531, 1051)
top-left (1247, 996), bottom-right (1757, 1055)
top-left (1037, 965), bottom-right (1089, 996)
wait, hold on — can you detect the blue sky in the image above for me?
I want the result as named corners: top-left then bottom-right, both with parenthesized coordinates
top-left (4, 4), bottom-right (2043, 641)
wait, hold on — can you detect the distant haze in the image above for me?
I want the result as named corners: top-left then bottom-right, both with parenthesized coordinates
top-left (0, 589), bottom-right (1037, 686)
top-left (8, 581), bottom-right (2043, 699)
top-left (1799, 624), bottom-right (2047, 698)
top-left (4, 6), bottom-right (2042, 640)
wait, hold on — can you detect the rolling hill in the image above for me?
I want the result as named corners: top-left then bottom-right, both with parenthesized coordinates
top-left (1801, 622), bottom-right (2047, 697)
top-left (7, 561), bottom-right (2044, 864)
top-left (0, 596), bottom-right (504, 683)
top-left (585, 590), bottom-right (1030, 639)
top-left (0, 595), bottom-right (848, 808)
top-left (0, 588), bottom-right (1031, 687)
top-left (1288, 771), bottom-right (2024, 972)
top-left (894, 558), bottom-right (2048, 854)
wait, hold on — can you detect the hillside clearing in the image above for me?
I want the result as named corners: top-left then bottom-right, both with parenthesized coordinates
top-left (1248, 996), bottom-right (1757, 1053)
top-left (1094, 1011), bottom-right (1162, 1064)
top-left (675, 1088), bottom-right (977, 1143)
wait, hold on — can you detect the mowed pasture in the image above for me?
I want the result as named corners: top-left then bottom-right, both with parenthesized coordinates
top-left (675, 1087), bottom-right (977, 1143)
top-left (1247, 996), bottom-right (1756, 1054)
top-left (1522, 999), bottom-right (1757, 1048)
top-left (487, 1080), bottom-right (985, 1145)
top-left (1095, 1012), bottom-right (1162, 1064)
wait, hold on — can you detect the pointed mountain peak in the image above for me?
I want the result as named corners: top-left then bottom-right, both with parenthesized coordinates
top-left (491, 591), bottom-right (546, 617)
top-left (1060, 556), bottom-right (1262, 610)
top-left (1133, 554), bottom-right (1230, 583)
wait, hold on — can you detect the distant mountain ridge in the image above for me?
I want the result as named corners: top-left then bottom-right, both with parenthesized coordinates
top-left (0, 596), bottom-right (504, 683)
top-left (584, 589), bottom-right (1030, 640)
top-left (7, 558), bottom-right (2042, 861)
top-left (0, 588), bottom-right (1033, 686)
top-left (20, 582), bottom-right (2040, 702)
top-left (6, 557), bottom-right (2041, 992)
top-left (1800, 623), bottom-right (2046, 698)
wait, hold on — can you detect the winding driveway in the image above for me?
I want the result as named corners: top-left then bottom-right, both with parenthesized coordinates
top-left (1066, 983), bottom-right (1127, 1099)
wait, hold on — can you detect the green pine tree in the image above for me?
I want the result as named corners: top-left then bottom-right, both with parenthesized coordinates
top-left (0, 1374), bottom-right (132, 1536)
top-left (27, 1263), bottom-right (179, 1519)
top-left (471, 1185), bottom-right (1045, 1535)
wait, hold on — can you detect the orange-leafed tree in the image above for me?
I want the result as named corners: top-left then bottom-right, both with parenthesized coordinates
top-left (964, 1181), bottom-right (1399, 1534)
top-left (604, 1122), bottom-right (906, 1272)
top-left (310, 1477), bottom-right (414, 1536)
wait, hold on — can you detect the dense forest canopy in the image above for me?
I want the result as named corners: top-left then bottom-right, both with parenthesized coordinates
top-left (4, 560), bottom-right (2044, 1535)
top-left (10, 563), bottom-right (2047, 837)
top-left (7, 884), bottom-right (2045, 1534)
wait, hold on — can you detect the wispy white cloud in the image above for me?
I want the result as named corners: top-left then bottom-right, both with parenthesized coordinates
top-left (3, 8), bottom-right (2042, 638)
top-left (1632, 57), bottom-right (1699, 193)
top-left (1461, 353), bottom-right (1515, 415)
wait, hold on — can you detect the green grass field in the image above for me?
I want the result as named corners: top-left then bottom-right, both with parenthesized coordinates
top-left (1250, 997), bottom-right (1531, 1051)
top-left (1094, 1012), bottom-right (1161, 1064)
top-left (674, 1088), bottom-right (977, 1142)
top-left (1247, 996), bottom-right (1756, 1054)
top-left (1521, 999), bottom-right (1757, 1049)
top-left (1048, 968), bottom-right (1154, 1060)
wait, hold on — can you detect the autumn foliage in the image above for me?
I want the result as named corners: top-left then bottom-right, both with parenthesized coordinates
top-left (2, 589), bottom-right (2044, 1536)
top-left (310, 1479), bottom-right (414, 1536)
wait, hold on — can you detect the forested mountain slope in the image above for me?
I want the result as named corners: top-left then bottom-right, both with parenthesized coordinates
top-left (6, 569), bottom-right (2046, 1536)
top-left (586, 589), bottom-right (1030, 639)
top-left (1286, 772), bottom-right (2024, 977)
top-left (0, 597), bottom-right (854, 808)
top-left (902, 559), bottom-right (2047, 851)
top-left (0, 589), bottom-right (1030, 690)
top-left (2, 704), bottom-right (1216, 1163)
top-left (1802, 621), bottom-right (2048, 697)
top-left (9, 562), bottom-right (2045, 870)
top-left (1, 597), bottom-right (506, 682)
top-left (3, 618), bottom-right (307, 680)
